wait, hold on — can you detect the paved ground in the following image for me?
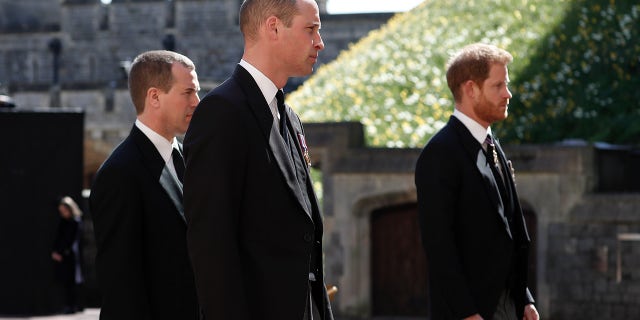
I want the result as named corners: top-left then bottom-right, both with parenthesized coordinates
top-left (0, 309), bottom-right (99, 320)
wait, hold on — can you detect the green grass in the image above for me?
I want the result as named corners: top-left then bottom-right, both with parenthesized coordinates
top-left (289, 0), bottom-right (640, 146)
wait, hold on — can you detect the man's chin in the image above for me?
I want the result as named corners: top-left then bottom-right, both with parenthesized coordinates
top-left (501, 106), bottom-right (509, 118)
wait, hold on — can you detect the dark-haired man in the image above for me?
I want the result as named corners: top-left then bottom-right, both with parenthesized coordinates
top-left (91, 50), bottom-right (201, 320)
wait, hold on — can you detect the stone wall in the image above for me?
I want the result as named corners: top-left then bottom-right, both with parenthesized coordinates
top-left (0, 0), bottom-right (393, 90)
top-left (545, 194), bottom-right (640, 319)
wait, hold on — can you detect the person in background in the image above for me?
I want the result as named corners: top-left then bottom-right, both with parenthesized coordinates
top-left (52, 196), bottom-right (83, 314)
top-left (415, 43), bottom-right (539, 320)
top-left (90, 50), bottom-right (201, 320)
top-left (182, 0), bottom-right (333, 319)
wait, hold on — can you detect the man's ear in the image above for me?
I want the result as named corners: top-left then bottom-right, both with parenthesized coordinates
top-left (146, 87), bottom-right (160, 109)
top-left (265, 15), bottom-right (279, 39)
top-left (463, 80), bottom-right (480, 100)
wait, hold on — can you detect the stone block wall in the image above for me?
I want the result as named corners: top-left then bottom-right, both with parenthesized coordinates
top-left (545, 194), bottom-right (640, 319)
top-left (0, 0), bottom-right (392, 90)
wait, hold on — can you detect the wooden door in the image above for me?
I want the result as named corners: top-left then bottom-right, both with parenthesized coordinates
top-left (371, 203), bottom-right (429, 317)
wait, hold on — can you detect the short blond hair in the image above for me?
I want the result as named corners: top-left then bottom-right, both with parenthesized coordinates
top-left (239, 0), bottom-right (299, 41)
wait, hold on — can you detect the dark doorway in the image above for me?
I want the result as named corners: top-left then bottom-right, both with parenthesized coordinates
top-left (371, 202), bottom-right (428, 317)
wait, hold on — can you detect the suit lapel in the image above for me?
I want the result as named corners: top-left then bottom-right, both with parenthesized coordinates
top-left (475, 148), bottom-right (512, 238)
top-left (494, 139), bottom-right (514, 190)
top-left (285, 106), bottom-right (320, 218)
top-left (493, 140), bottom-right (515, 208)
top-left (450, 117), bottom-right (512, 238)
top-left (494, 139), bottom-right (531, 241)
top-left (131, 126), bottom-right (186, 224)
top-left (232, 66), bottom-right (313, 218)
top-left (285, 108), bottom-right (309, 174)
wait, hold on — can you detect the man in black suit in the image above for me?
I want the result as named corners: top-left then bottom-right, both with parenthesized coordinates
top-left (415, 43), bottom-right (539, 320)
top-left (90, 50), bottom-right (201, 320)
top-left (183, 0), bottom-right (333, 319)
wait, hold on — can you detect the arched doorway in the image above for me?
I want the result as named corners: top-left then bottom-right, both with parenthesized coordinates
top-left (371, 202), bottom-right (428, 318)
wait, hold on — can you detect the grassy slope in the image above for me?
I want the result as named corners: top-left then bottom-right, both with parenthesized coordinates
top-left (289, 0), bottom-right (639, 147)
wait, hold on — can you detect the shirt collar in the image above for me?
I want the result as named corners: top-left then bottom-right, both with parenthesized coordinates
top-left (452, 108), bottom-right (492, 145)
top-left (238, 59), bottom-right (279, 114)
top-left (135, 119), bottom-right (176, 164)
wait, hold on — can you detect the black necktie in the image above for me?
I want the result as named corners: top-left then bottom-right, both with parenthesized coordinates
top-left (485, 134), bottom-right (507, 189)
top-left (485, 134), bottom-right (513, 216)
top-left (485, 135), bottom-right (500, 173)
top-left (172, 147), bottom-right (185, 183)
top-left (276, 90), bottom-right (287, 137)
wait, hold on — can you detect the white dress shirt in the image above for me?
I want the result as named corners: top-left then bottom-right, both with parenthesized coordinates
top-left (452, 108), bottom-right (493, 145)
top-left (238, 59), bottom-right (282, 120)
top-left (135, 119), bottom-right (181, 180)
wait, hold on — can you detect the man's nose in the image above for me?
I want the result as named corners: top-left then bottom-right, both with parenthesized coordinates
top-left (315, 35), bottom-right (325, 51)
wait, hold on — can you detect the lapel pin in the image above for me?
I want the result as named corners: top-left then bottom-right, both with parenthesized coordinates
top-left (297, 132), bottom-right (312, 167)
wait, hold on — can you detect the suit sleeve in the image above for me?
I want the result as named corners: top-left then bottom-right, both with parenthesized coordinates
top-left (90, 164), bottom-right (151, 320)
top-left (415, 140), bottom-right (478, 319)
top-left (183, 95), bottom-right (251, 320)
